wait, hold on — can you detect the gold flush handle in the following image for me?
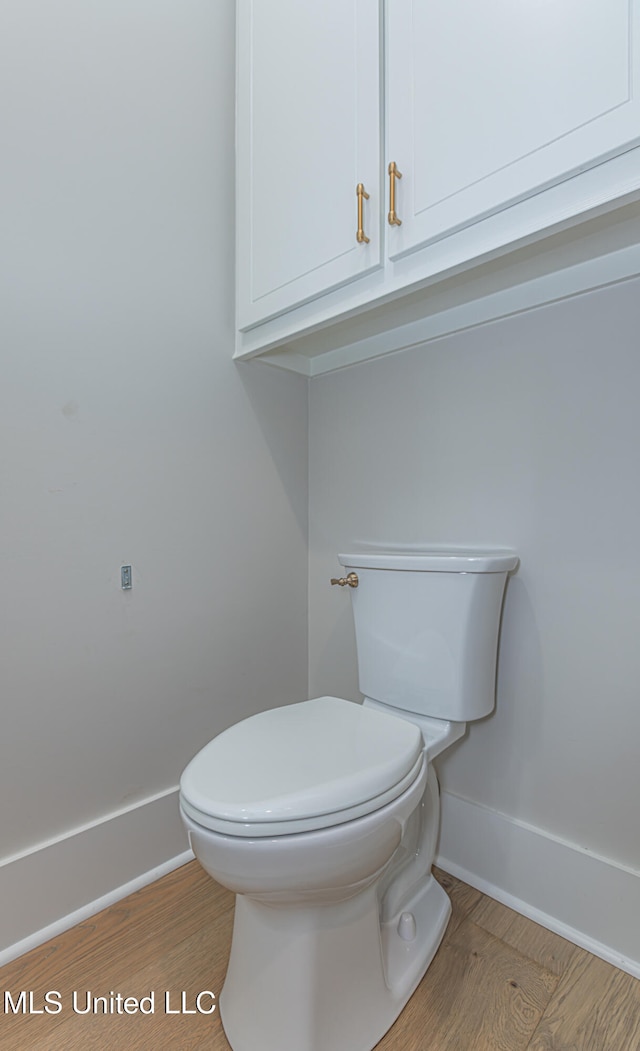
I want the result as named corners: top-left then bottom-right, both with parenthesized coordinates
top-left (388, 161), bottom-right (402, 226)
top-left (356, 183), bottom-right (370, 244)
top-left (331, 572), bottom-right (359, 588)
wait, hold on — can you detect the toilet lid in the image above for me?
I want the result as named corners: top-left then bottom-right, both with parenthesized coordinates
top-left (180, 696), bottom-right (423, 837)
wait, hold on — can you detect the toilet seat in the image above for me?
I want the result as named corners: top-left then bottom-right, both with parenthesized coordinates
top-left (179, 696), bottom-right (424, 837)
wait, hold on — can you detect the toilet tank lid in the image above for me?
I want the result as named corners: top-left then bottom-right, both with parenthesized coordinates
top-left (338, 549), bottom-right (518, 573)
top-left (179, 697), bottom-right (423, 828)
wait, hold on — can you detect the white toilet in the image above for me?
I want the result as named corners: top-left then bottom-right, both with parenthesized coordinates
top-left (179, 549), bottom-right (517, 1051)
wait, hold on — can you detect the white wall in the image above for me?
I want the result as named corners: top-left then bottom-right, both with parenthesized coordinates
top-left (0, 0), bottom-right (308, 958)
top-left (309, 277), bottom-right (640, 971)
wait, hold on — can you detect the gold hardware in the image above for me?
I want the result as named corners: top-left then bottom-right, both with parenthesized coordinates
top-left (356, 183), bottom-right (370, 244)
top-left (388, 162), bottom-right (402, 226)
top-left (330, 572), bottom-right (359, 588)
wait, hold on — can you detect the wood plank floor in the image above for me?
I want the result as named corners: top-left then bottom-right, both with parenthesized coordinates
top-left (1, 861), bottom-right (639, 1050)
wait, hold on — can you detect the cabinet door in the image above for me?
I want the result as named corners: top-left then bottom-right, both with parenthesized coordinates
top-left (237, 0), bottom-right (381, 331)
top-left (387, 0), bottom-right (640, 259)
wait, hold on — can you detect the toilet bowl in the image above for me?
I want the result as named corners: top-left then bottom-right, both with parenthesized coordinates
top-left (179, 549), bottom-right (517, 1051)
top-left (180, 697), bottom-right (454, 1051)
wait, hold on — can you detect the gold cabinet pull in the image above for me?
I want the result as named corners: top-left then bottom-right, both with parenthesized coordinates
top-left (330, 572), bottom-right (359, 588)
top-left (356, 183), bottom-right (370, 244)
top-left (388, 162), bottom-right (402, 226)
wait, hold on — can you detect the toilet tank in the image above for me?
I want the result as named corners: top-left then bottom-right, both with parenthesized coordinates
top-left (338, 550), bottom-right (518, 722)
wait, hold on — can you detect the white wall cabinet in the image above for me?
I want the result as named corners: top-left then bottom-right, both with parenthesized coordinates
top-left (236, 0), bottom-right (382, 330)
top-left (388, 0), bottom-right (640, 258)
top-left (236, 0), bottom-right (640, 374)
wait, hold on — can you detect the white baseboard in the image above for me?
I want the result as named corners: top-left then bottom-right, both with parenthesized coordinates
top-left (0, 787), bottom-right (193, 967)
top-left (436, 790), bottom-right (640, 979)
top-left (4, 785), bottom-right (638, 981)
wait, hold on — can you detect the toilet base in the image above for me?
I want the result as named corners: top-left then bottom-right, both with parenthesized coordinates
top-left (381, 871), bottom-right (451, 1010)
top-left (219, 873), bottom-right (451, 1051)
